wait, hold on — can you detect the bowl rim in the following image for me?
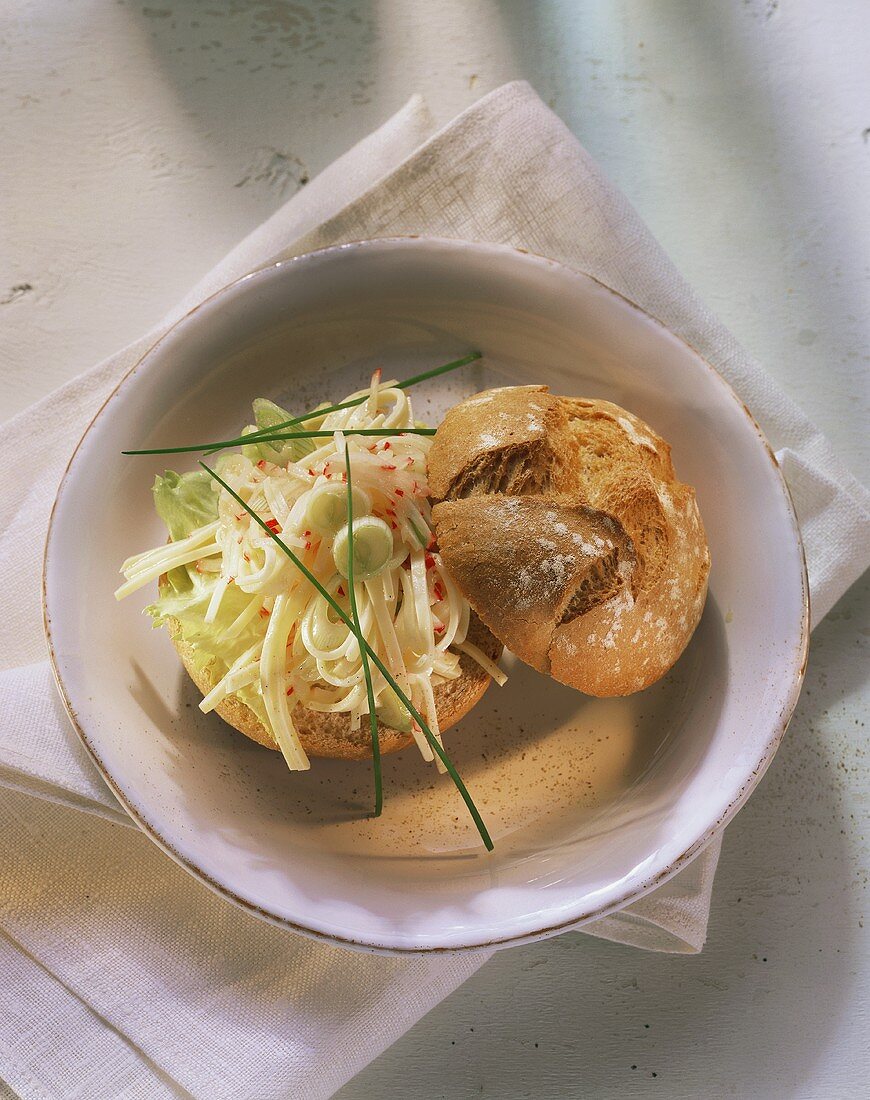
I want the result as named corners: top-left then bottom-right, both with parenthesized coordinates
top-left (43, 235), bottom-right (810, 953)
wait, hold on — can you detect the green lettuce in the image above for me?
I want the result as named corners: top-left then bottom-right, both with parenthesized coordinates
top-left (147, 566), bottom-right (271, 730)
top-left (148, 468), bottom-right (272, 729)
top-left (250, 397), bottom-right (298, 465)
top-left (145, 390), bottom-right (335, 737)
top-left (240, 397), bottom-right (322, 465)
top-left (152, 470), bottom-right (218, 541)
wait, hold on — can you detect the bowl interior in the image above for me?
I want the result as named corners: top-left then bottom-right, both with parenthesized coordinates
top-left (45, 239), bottom-right (807, 950)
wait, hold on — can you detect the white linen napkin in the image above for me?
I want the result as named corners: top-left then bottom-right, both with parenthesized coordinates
top-left (0, 82), bottom-right (867, 1100)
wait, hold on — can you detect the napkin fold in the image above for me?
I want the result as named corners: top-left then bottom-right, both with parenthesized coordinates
top-left (1, 82), bottom-right (867, 1100)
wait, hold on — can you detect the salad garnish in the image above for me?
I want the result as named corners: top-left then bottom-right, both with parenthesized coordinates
top-left (116, 353), bottom-right (497, 849)
top-left (122, 428), bottom-right (436, 458)
top-left (204, 462), bottom-right (492, 849)
top-left (122, 352), bottom-right (481, 457)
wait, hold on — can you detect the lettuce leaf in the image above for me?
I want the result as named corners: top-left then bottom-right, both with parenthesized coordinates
top-left (147, 398), bottom-right (327, 737)
top-left (253, 396), bottom-right (293, 432)
top-left (152, 470), bottom-right (218, 541)
top-left (147, 566), bottom-right (271, 730)
top-left (150, 461), bottom-right (278, 733)
top-left (250, 398), bottom-right (298, 465)
top-left (245, 398), bottom-right (322, 465)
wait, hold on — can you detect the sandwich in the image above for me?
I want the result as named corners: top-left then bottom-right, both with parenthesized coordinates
top-left (116, 359), bottom-right (709, 846)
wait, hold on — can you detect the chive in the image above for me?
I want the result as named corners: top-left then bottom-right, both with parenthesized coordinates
top-left (214, 351), bottom-right (482, 451)
top-left (393, 350), bottom-right (482, 390)
top-left (122, 427), bottom-right (436, 457)
top-left (344, 441), bottom-right (382, 817)
top-left (124, 352), bottom-right (481, 456)
top-left (200, 462), bottom-right (494, 851)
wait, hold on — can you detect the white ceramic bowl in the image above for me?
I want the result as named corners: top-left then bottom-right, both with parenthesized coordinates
top-left (44, 238), bottom-right (808, 952)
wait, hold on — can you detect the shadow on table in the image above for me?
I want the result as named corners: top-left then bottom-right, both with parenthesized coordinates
top-left (494, 2), bottom-right (868, 481)
top-left (128, 0), bottom-right (382, 204)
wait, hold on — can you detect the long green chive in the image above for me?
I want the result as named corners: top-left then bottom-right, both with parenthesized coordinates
top-left (122, 427), bottom-right (435, 457)
top-left (343, 441), bottom-right (382, 817)
top-left (392, 350), bottom-right (482, 390)
top-left (123, 352), bottom-right (482, 456)
top-left (200, 462), bottom-right (494, 851)
top-left (212, 351), bottom-right (482, 450)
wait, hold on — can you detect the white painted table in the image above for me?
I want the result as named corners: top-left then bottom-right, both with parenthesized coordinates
top-left (2, 2), bottom-right (867, 1097)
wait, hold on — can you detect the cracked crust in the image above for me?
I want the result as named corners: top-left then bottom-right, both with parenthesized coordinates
top-left (428, 387), bottom-right (710, 696)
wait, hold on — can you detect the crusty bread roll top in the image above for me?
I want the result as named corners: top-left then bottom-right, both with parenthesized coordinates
top-left (428, 386), bottom-right (710, 696)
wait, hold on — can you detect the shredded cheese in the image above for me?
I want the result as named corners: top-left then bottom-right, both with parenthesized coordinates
top-left (117, 374), bottom-right (507, 770)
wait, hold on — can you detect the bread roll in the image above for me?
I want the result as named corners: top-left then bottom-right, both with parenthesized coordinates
top-left (165, 600), bottom-right (502, 759)
top-left (428, 386), bottom-right (710, 696)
